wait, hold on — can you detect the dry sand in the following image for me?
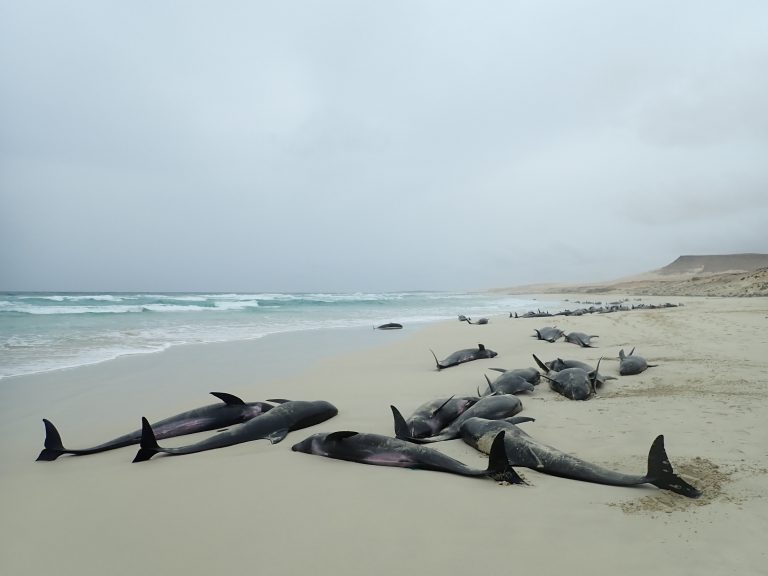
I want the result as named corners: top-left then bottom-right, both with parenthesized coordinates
top-left (1, 295), bottom-right (767, 575)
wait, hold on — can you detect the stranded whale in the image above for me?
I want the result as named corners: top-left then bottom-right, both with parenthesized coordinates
top-left (133, 399), bottom-right (337, 462)
top-left (291, 429), bottom-right (524, 484)
top-left (36, 392), bottom-right (274, 461)
top-left (460, 417), bottom-right (701, 498)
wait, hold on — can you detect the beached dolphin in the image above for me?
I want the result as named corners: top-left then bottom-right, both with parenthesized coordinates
top-left (461, 316), bottom-right (489, 325)
top-left (430, 343), bottom-right (497, 370)
top-left (481, 373), bottom-right (534, 396)
top-left (533, 327), bottom-right (564, 342)
top-left (36, 392), bottom-right (275, 461)
top-left (291, 429), bottom-right (525, 484)
top-left (394, 395), bottom-right (478, 438)
top-left (532, 354), bottom-right (615, 388)
top-left (540, 359), bottom-right (602, 401)
top-left (392, 394), bottom-right (530, 444)
top-left (460, 417), bottom-right (701, 498)
top-left (619, 348), bottom-right (657, 375)
top-left (375, 322), bottom-right (403, 330)
top-left (564, 332), bottom-right (598, 348)
top-left (488, 367), bottom-right (541, 386)
top-left (133, 399), bottom-right (338, 462)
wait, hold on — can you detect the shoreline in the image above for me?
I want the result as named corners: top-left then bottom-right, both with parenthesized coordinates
top-left (2, 294), bottom-right (766, 575)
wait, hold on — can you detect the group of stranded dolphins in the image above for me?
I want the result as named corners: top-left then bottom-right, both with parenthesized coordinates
top-left (36, 308), bottom-right (701, 500)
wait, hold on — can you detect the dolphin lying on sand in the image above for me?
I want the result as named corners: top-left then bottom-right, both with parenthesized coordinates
top-left (133, 399), bottom-right (337, 462)
top-left (292, 429), bottom-right (524, 484)
top-left (36, 392), bottom-right (274, 461)
top-left (460, 417), bottom-right (701, 498)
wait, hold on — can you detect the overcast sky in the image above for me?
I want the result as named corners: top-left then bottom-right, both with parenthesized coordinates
top-left (1, 1), bottom-right (766, 292)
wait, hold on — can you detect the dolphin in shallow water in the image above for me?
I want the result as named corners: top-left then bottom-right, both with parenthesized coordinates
top-left (133, 399), bottom-right (337, 462)
top-left (36, 392), bottom-right (274, 461)
top-left (460, 417), bottom-right (701, 498)
top-left (291, 429), bottom-right (524, 484)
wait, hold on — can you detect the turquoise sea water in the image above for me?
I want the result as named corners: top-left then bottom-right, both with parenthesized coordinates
top-left (0, 291), bottom-right (561, 379)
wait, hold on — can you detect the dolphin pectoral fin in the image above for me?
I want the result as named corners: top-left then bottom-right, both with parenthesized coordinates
top-left (210, 392), bottom-right (246, 405)
top-left (525, 445), bottom-right (545, 469)
top-left (326, 431), bottom-right (358, 442)
top-left (133, 417), bottom-right (161, 463)
top-left (36, 419), bottom-right (66, 462)
top-left (646, 435), bottom-right (701, 498)
top-left (505, 416), bottom-right (535, 425)
top-left (266, 429), bottom-right (290, 444)
top-left (489, 368), bottom-right (507, 373)
top-left (266, 398), bottom-right (291, 404)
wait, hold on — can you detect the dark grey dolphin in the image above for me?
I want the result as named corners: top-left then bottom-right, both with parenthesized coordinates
top-left (291, 429), bottom-right (524, 484)
top-left (488, 367), bottom-right (541, 385)
top-left (430, 343), bottom-right (497, 370)
top-left (540, 359), bottom-right (602, 401)
top-left (619, 348), bottom-right (657, 375)
top-left (392, 394), bottom-right (529, 444)
top-left (36, 392), bottom-right (274, 461)
top-left (532, 354), bottom-right (615, 388)
top-left (461, 316), bottom-right (489, 325)
top-left (396, 395), bottom-right (478, 438)
top-left (460, 417), bottom-right (701, 498)
top-left (133, 399), bottom-right (338, 462)
top-left (564, 332), bottom-right (598, 348)
top-left (481, 373), bottom-right (534, 396)
top-left (533, 327), bottom-right (564, 342)
top-left (375, 322), bottom-right (403, 330)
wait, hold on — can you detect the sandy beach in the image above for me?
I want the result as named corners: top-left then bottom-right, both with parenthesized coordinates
top-left (1, 294), bottom-right (767, 576)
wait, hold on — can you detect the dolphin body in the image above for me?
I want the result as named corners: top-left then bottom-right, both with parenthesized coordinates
top-left (133, 399), bottom-right (338, 462)
top-left (532, 354), bottom-right (615, 388)
top-left (395, 395), bottom-right (479, 438)
top-left (291, 429), bottom-right (524, 484)
top-left (541, 365), bottom-right (599, 401)
top-left (481, 371), bottom-right (535, 396)
top-left (533, 327), bottom-right (564, 342)
top-left (392, 394), bottom-right (530, 444)
top-left (36, 392), bottom-right (274, 461)
top-left (460, 417), bottom-right (701, 498)
top-left (564, 332), bottom-right (598, 348)
top-left (619, 348), bottom-right (657, 375)
top-left (430, 343), bottom-right (497, 370)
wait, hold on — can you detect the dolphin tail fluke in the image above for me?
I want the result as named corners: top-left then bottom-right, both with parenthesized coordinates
top-left (486, 431), bottom-right (526, 485)
top-left (429, 349), bottom-right (443, 370)
top-left (36, 419), bottom-right (67, 461)
top-left (132, 417), bottom-right (161, 463)
top-left (646, 435), bottom-right (701, 498)
top-left (390, 405), bottom-right (411, 439)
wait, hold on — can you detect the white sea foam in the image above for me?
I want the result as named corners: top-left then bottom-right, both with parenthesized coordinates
top-left (0, 291), bottom-right (557, 379)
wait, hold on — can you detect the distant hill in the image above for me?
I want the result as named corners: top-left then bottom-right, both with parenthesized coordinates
top-left (495, 253), bottom-right (768, 297)
top-left (658, 254), bottom-right (768, 276)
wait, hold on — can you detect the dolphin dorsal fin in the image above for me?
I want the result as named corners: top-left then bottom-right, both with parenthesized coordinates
top-left (478, 344), bottom-right (486, 350)
top-left (210, 392), bottom-right (246, 405)
top-left (327, 431), bottom-right (358, 442)
top-left (484, 374), bottom-right (495, 394)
